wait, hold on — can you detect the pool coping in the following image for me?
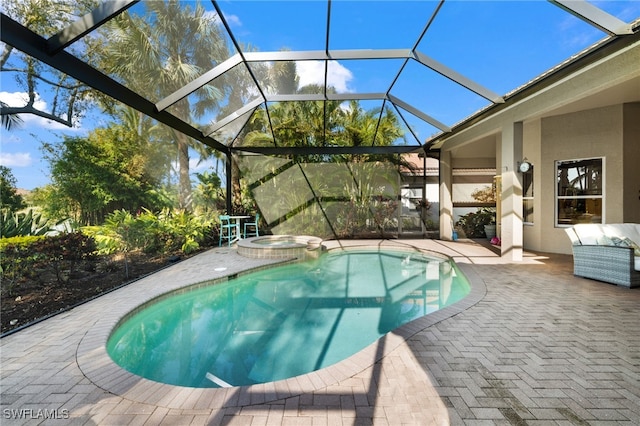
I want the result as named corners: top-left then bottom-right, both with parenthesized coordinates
top-left (76, 247), bottom-right (486, 410)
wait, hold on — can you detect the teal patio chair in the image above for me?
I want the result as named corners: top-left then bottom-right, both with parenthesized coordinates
top-left (219, 215), bottom-right (239, 246)
top-left (244, 213), bottom-right (260, 238)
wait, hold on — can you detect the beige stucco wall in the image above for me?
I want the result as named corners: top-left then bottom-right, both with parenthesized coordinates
top-left (623, 102), bottom-right (640, 223)
top-left (540, 104), bottom-right (625, 254)
top-left (522, 119), bottom-right (542, 251)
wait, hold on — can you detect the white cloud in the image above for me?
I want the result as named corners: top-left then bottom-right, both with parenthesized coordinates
top-left (1, 91), bottom-right (46, 110)
top-left (0, 91), bottom-right (80, 130)
top-left (223, 13), bottom-right (242, 27)
top-left (0, 152), bottom-right (32, 167)
top-left (297, 61), bottom-right (354, 93)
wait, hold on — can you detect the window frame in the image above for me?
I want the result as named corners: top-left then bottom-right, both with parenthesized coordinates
top-left (555, 157), bottom-right (605, 227)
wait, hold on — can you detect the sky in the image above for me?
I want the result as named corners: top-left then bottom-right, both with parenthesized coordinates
top-left (1, 0), bottom-right (639, 191)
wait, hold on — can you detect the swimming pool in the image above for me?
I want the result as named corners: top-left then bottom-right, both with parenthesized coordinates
top-left (107, 248), bottom-right (470, 388)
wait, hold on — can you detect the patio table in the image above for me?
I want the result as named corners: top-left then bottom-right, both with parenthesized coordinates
top-left (228, 215), bottom-right (250, 244)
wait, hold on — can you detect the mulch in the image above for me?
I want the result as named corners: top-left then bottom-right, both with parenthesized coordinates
top-left (1, 250), bottom-right (202, 335)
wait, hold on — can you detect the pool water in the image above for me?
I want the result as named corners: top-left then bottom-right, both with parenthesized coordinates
top-left (107, 249), bottom-right (470, 388)
top-left (252, 238), bottom-right (297, 246)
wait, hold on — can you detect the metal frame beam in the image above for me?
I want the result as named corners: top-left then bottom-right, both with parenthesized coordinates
top-left (155, 54), bottom-right (242, 112)
top-left (1, 13), bottom-right (229, 154)
top-left (426, 29), bottom-right (640, 147)
top-left (328, 93), bottom-right (387, 101)
top-left (233, 145), bottom-right (422, 156)
top-left (550, 0), bottom-right (633, 36)
top-left (413, 51), bottom-right (504, 104)
top-left (388, 94), bottom-right (451, 133)
top-left (242, 49), bottom-right (412, 62)
top-left (203, 98), bottom-right (263, 137)
top-left (47, 0), bottom-right (138, 54)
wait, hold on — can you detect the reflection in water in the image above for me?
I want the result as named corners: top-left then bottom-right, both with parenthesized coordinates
top-left (108, 249), bottom-right (469, 388)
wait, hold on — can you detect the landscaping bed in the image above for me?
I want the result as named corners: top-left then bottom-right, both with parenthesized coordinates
top-left (1, 250), bottom-right (203, 335)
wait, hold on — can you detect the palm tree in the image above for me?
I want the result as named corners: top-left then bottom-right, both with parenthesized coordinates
top-left (101, 0), bottom-right (231, 208)
top-left (340, 101), bottom-right (406, 161)
top-left (0, 102), bottom-right (23, 130)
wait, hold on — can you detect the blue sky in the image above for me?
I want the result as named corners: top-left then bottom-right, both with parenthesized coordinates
top-left (2, 0), bottom-right (639, 190)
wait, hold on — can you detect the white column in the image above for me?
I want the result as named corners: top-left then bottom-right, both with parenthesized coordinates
top-left (500, 122), bottom-right (524, 260)
top-left (439, 150), bottom-right (454, 240)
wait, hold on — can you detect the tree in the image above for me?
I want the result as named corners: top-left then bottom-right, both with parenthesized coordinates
top-left (100, 0), bottom-right (231, 209)
top-left (42, 124), bottom-right (170, 225)
top-left (115, 105), bottom-right (175, 198)
top-left (1, 0), bottom-right (101, 127)
top-left (267, 55), bottom-right (299, 95)
top-left (0, 166), bottom-right (26, 211)
top-left (340, 101), bottom-right (405, 162)
top-left (193, 170), bottom-right (224, 213)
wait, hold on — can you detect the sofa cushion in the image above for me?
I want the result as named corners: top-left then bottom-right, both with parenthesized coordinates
top-left (602, 224), bottom-right (640, 246)
top-left (596, 234), bottom-right (614, 245)
top-left (572, 224), bottom-right (605, 245)
top-left (565, 227), bottom-right (581, 245)
top-left (610, 236), bottom-right (640, 256)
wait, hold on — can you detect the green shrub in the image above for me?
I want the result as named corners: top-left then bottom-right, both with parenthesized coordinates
top-left (0, 232), bottom-right (97, 293)
top-left (85, 208), bottom-right (216, 259)
top-left (155, 209), bottom-right (215, 254)
top-left (456, 208), bottom-right (496, 238)
top-left (81, 225), bottom-right (122, 255)
top-left (0, 235), bottom-right (45, 250)
top-left (0, 236), bottom-right (46, 295)
top-left (31, 233), bottom-right (97, 284)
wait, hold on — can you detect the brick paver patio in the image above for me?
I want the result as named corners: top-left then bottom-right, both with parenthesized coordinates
top-left (1, 239), bottom-right (639, 425)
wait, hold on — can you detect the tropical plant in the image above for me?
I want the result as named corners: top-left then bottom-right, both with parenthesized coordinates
top-left (155, 209), bottom-right (215, 254)
top-left (455, 208), bottom-right (496, 238)
top-left (0, 209), bottom-right (52, 238)
top-left (193, 170), bottom-right (225, 213)
top-left (92, 208), bottom-right (216, 259)
top-left (100, 0), bottom-right (232, 208)
top-left (97, 209), bottom-right (150, 278)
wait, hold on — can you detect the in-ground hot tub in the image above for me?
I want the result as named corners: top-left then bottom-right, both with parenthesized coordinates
top-left (237, 235), bottom-right (323, 259)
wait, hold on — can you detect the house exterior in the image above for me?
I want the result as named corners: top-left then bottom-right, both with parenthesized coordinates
top-left (435, 38), bottom-right (640, 259)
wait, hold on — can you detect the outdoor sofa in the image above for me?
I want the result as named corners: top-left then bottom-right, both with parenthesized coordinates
top-left (565, 223), bottom-right (640, 288)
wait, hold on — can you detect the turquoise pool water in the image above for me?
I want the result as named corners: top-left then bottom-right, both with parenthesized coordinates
top-left (107, 249), bottom-right (470, 388)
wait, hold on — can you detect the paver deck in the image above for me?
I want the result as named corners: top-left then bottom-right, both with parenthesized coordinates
top-left (1, 239), bottom-right (639, 425)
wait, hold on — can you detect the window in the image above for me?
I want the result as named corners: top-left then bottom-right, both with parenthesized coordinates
top-left (522, 167), bottom-right (534, 224)
top-left (556, 158), bottom-right (603, 226)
